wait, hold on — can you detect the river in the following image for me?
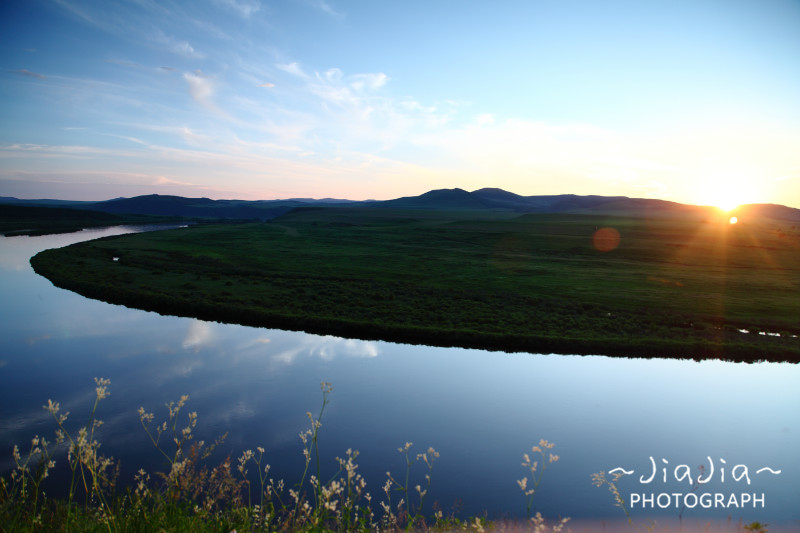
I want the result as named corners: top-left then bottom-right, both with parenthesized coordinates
top-left (0, 226), bottom-right (797, 526)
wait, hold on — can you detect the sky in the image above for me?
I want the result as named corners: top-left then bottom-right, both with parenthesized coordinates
top-left (1, 0), bottom-right (800, 208)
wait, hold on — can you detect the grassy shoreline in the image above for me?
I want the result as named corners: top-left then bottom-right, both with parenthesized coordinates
top-left (0, 204), bottom-right (191, 237)
top-left (29, 208), bottom-right (800, 362)
top-left (2, 380), bottom-right (786, 532)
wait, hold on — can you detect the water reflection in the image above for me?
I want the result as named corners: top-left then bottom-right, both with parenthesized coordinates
top-left (0, 229), bottom-right (798, 524)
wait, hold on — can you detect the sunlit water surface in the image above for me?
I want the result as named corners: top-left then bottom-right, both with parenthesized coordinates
top-left (1, 227), bottom-right (797, 525)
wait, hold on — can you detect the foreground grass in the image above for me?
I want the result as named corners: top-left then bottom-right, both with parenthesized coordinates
top-left (1, 379), bottom-right (571, 533)
top-left (30, 208), bottom-right (800, 361)
top-left (2, 380), bottom-right (784, 533)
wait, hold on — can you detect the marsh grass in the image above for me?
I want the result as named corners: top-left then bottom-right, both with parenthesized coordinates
top-left (591, 470), bottom-right (631, 524)
top-left (518, 440), bottom-right (560, 519)
top-left (1, 379), bottom-right (577, 532)
top-left (1, 379), bottom-right (782, 533)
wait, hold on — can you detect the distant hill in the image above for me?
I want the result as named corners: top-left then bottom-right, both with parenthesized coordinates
top-left (1, 194), bottom-right (358, 221)
top-left (373, 188), bottom-right (489, 210)
top-left (470, 188), bottom-right (709, 215)
top-left (0, 197), bottom-right (94, 208)
top-left (368, 187), bottom-right (745, 219)
top-left (92, 195), bottom-right (291, 219)
top-left (734, 203), bottom-right (800, 223)
top-left (3, 189), bottom-right (799, 222)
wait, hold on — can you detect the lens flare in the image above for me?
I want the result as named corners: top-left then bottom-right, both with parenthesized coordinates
top-left (592, 227), bottom-right (620, 252)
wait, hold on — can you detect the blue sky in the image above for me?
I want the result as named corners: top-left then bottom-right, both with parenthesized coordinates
top-left (1, 0), bottom-right (800, 207)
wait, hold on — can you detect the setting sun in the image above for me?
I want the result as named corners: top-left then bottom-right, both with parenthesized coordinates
top-left (692, 165), bottom-right (762, 212)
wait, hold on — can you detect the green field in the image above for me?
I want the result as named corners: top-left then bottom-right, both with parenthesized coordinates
top-left (31, 207), bottom-right (800, 361)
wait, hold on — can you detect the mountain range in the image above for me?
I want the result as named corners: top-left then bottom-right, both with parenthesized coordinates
top-left (2, 188), bottom-right (799, 222)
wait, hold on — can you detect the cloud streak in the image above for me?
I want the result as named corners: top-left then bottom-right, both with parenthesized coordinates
top-left (182, 71), bottom-right (232, 119)
top-left (153, 30), bottom-right (204, 59)
top-left (277, 62), bottom-right (308, 78)
top-left (14, 69), bottom-right (46, 79)
top-left (215, 0), bottom-right (261, 18)
top-left (303, 0), bottom-right (343, 19)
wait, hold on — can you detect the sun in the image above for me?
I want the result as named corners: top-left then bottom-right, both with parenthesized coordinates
top-left (715, 193), bottom-right (744, 212)
top-left (692, 165), bottom-right (760, 212)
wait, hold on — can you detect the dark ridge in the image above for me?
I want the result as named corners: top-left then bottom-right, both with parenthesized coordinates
top-left (4, 189), bottom-right (799, 222)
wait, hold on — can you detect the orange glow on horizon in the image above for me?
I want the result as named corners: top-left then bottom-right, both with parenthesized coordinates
top-left (691, 164), bottom-right (764, 212)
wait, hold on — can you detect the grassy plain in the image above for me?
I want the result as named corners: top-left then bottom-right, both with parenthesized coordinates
top-left (31, 207), bottom-right (800, 361)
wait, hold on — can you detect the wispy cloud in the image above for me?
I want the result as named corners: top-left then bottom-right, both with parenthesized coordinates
top-left (350, 72), bottom-right (387, 91)
top-left (153, 30), bottom-right (204, 59)
top-left (277, 62), bottom-right (308, 78)
top-left (103, 133), bottom-right (149, 146)
top-left (14, 69), bottom-right (45, 79)
top-left (154, 175), bottom-right (206, 189)
top-left (55, 1), bottom-right (205, 59)
top-left (183, 71), bottom-right (230, 119)
top-left (184, 71), bottom-right (214, 105)
top-left (309, 68), bottom-right (389, 113)
top-left (303, 0), bottom-right (343, 19)
top-left (475, 113), bottom-right (495, 125)
top-left (214, 0), bottom-right (261, 18)
top-left (0, 143), bottom-right (128, 158)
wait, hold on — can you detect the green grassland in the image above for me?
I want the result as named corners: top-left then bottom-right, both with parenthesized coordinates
top-left (30, 207), bottom-right (800, 361)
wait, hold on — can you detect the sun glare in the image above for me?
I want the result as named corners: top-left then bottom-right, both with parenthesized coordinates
top-left (693, 166), bottom-right (761, 212)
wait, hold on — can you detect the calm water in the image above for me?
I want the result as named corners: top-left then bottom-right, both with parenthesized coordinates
top-left (1, 227), bottom-right (798, 524)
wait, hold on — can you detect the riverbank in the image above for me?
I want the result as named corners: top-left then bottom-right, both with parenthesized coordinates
top-left (30, 208), bottom-right (800, 362)
top-left (0, 204), bottom-right (191, 237)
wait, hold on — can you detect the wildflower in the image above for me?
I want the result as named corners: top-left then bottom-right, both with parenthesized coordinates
top-left (238, 449), bottom-right (253, 475)
top-left (45, 399), bottom-right (59, 415)
top-left (94, 377), bottom-right (110, 400)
